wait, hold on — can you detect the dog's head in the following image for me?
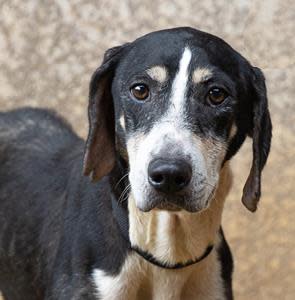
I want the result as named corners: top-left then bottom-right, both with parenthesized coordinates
top-left (83, 27), bottom-right (272, 213)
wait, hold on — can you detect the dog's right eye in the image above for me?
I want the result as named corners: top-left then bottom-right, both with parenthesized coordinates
top-left (130, 84), bottom-right (149, 101)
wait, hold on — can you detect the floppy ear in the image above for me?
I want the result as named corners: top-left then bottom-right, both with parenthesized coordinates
top-left (242, 67), bottom-right (272, 212)
top-left (83, 44), bottom-right (128, 181)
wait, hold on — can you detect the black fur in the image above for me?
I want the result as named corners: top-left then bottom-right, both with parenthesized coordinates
top-left (218, 229), bottom-right (234, 300)
top-left (0, 109), bottom-right (129, 299)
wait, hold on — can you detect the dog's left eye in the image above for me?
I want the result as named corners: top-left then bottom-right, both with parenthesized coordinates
top-left (207, 88), bottom-right (228, 105)
top-left (130, 84), bottom-right (150, 101)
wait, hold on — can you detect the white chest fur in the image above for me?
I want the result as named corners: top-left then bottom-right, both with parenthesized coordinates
top-left (92, 250), bottom-right (225, 300)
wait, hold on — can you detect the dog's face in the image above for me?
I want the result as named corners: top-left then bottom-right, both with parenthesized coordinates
top-left (113, 37), bottom-right (237, 213)
top-left (84, 28), bottom-right (272, 213)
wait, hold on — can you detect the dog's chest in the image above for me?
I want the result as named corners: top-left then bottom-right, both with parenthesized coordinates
top-left (92, 252), bottom-right (225, 300)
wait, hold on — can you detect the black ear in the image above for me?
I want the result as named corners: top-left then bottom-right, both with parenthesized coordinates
top-left (83, 44), bottom-right (129, 181)
top-left (242, 67), bottom-right (272, 212)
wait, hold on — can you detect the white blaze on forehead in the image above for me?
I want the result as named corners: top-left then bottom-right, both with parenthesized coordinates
top-left (146, 65), bottom-right (168, 83)
top-left (192, 67), bottom-right (213, 84)
top-left (170, 47), bottom-right (192, 114)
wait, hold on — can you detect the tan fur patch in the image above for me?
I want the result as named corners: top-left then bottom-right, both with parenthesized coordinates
top-left (146, 65), bottom-right (168, 83)
top-left (119, 115), bottom-right (125, 130)
top-left (229, 123), bottom-right (237, 139)
top-left (197, 136), bottom-right (228, 173)
top-left (192, 67), bottom-right (213, 84)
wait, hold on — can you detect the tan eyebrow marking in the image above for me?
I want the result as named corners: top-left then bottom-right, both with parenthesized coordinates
top-left (192, 68), bottom-right (213, 84)
top-left (229, 123), bottom-right (237, 139)
top-left (146, 65), bottom-right (168, 83)
top-left (119, 115), bottom-right (125, 130)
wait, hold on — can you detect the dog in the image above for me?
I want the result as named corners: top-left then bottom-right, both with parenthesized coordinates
top-left (0, 27), bottom-right (272, 300)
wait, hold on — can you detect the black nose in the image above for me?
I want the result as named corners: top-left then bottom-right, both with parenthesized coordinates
top-left (148, 159), bottom-right (192, 194)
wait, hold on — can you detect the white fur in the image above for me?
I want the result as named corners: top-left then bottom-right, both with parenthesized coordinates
top-left (92, 252), bottom-right (224, 300)
top-left (92, 243), bottom-right (225, 300)
top-left (92, 254), bottom-right (142, 300)
top-left (170, 47), bottom-right (191, 114)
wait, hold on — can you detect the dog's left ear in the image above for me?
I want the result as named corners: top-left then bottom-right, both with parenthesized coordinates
top-left (83, 44), bottom-right (129, 181)
top-left (242, 67), bottom-right (272, 212)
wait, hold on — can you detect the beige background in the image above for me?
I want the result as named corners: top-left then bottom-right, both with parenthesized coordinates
top-left (0, 0), bottom-right (294, 299)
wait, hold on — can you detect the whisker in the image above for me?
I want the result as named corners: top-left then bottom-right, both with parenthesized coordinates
top-left (119, 187), bottom-right (131, 204)
top-left (115, 173), bottom-right (129, 190)
top-left (118, 184), bottom-right (131, 204)
top-left (203, 181), bottom-right (215, 188)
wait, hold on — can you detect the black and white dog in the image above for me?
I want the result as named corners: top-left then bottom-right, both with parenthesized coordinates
top-left (0, 27), bottom-right (271, 300)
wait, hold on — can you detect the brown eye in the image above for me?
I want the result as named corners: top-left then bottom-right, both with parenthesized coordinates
top-left (130, 84), bottom-right (149, 100)
top-left (207, 88), bottom-right (227, 105)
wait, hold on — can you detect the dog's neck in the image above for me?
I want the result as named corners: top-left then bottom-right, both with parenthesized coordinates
top-left (94, 164), bottom-right (233, 300)
top-left (127, 163), bottom-right (232, 265)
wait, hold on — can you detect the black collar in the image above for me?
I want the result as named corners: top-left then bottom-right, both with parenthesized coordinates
top-left (132, 244), bottom-right (214, 269)
top-left (111, 195), bottom-right (214, 270)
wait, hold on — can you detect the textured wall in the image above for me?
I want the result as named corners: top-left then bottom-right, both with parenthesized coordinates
top-left (0, 0), bottom-right (294, 299)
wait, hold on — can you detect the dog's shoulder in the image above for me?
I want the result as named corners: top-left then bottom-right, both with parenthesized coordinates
top-left (0, 107), bottom-right (84, 186)
top-left (0, 107), bottom-right (80, 149)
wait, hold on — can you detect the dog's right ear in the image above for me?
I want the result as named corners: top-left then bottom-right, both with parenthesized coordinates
top-left (83, 44), bottom-right (129, 181)
top-left (241, 67), bottom-right (272, 212)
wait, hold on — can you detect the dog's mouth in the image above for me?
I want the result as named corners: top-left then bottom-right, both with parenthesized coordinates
top-left (136, 187), bottom-right (217, 213)
top-left (154, 202), bottom-right (182, 212)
